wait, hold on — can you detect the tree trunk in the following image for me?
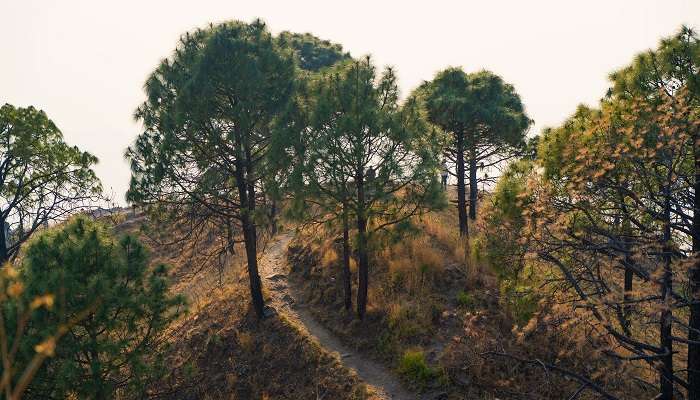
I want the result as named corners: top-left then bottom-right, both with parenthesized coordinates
top-left (622, 222), bottom-right (633, 335)
top-left (234, 130), bottom-right (265, 319)
top-left (468, 147), bottom-right (478, 221)
top-left (356, 216), bottom-right (369, 319)
top-left (241, 212), bottom-right (264, 318)
top-left (660, 181), bottom-right (674, 400)
top-left (226, 218), bottom-right (235, 255)
top-left (689, 132), bottom-right (700, 400)
top-left (342, 200), bottom-right (352, 311)
top-left (356, 169), bottom-right (369, 319)
top-left (455, 131), bottom-right (469, 237)
top-left (245, 145), bottom-right (265, 319)
top-left (0, 216), bottom-right (8, 265)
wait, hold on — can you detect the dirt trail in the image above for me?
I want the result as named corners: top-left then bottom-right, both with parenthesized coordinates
top-left (260, 233), bottom-right (418, 400)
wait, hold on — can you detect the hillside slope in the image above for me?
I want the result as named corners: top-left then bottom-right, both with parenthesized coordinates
top-left (285, 198), bottom-right (647, 399)
top-left (114, 213), bottom-right (376, 399)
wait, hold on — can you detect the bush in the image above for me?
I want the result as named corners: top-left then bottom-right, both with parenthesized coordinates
top-left (16, 216), bottom-right (185, 399)
top-left (500, 279), bottom-right (539, 327)
top-left (398, 349), bottom-right (441, 389)
top-left (456, 290), bottom-right (474, 308)
top-left (481, 160), bottom-right (534, 281)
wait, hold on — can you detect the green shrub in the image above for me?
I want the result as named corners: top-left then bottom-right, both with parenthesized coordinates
top-left (500, 279), bottom-right (539, 327)
top-left (456, 290), bottom-right (474, 308)
top-left (469, 235), bottom-right (485, 264)
top-left (16, 216), bottom-right (185, 399)
top-left (481, 160), bottom-right (535, 282)
top-left (398, 349), bottom-right (440, 389)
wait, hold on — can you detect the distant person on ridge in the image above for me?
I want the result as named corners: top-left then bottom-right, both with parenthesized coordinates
top-left (440, 161), bottom-right (449, 190)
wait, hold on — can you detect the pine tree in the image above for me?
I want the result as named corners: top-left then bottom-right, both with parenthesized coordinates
top-left (11, 216), bottom-right (184, 399)
top-left (417, 68), bottom-right (531, 236)
top-left (126, 20), bottom-right (296, 318)
top-left (293, 58), bottom-right (445, 318)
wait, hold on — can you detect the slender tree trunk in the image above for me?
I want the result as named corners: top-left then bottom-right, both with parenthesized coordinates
top-left (689, 136), bottom-right (700, 400)
top-left (0, 216), bottom-right (7, 265)
top-left (356, 169), bottom-right (369, 319)
top-left (356, 215), bottom-right (369, 319)
top-left (455, 131), bottom-right (468, 237)
top-left (468, 147), bottom-right (478, 221)
top-left (621, 219), bottom-right (633, 335)
top-left (245, 146), bottom-right (265, 318)
top-left (660, 181), bottom-right (674, 400)
top-left (241, 212), bottom-right (264, 318)
top-left (234, 131), bottom-right (265, 319)
top-left (342, 200), bottom-right (352, 311)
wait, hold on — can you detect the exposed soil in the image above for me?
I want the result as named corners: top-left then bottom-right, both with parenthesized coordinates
top-left (260, 233), bottom-right (418, 400)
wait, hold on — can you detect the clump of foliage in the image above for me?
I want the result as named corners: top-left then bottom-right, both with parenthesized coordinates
top-left (474, 160), bottom-right (540, 326)
top-left (13, 216), bottom-right (184, 399)
top-left (455, 290), bottom-right (474, 308)
top-left (498, 279), bottom-right (538, 327)
top-left (481, 160), bottom-right (533, 280)
top-left (276, 31), bottom-right (350, 72)
top-left (398, 349), bottom-right (442, 390)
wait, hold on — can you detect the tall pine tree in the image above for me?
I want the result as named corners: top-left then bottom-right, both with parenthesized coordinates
top-left (418, 68), bottom-right (530, 236)
top-left (294, 58), bottom-right (444, 318)
top-left (127, 20), bottom-right (296, 318)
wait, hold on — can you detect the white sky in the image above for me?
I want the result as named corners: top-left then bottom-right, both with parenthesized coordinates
top-left (1, 0), bottom-right (699, 203)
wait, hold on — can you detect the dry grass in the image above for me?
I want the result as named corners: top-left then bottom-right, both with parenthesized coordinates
top-left (114, 214), bottom-right (372, 400)
top-left (321, 246), bottom-right (339, 266)
top-left (421, 213), bottom-right (466, 264)
top-left (419, 212), bottom-right (492, 288)
top-left (378, 235), bottom-right (444, 299)
top-left (288, 205), bottom-right (649, 399)
top-left (155, 286), bottom-right (371, 400)
top-left (289, 210), bottom-right (481, 394)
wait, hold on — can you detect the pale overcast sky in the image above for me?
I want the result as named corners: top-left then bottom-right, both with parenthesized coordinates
top-left (1, 0), bottom-right (699, 202)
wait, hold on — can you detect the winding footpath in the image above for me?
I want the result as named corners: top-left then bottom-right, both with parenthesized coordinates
top-left (259, 233), bottom-right (417, 400)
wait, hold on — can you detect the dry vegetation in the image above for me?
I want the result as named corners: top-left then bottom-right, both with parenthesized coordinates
top-left (114, 213), bottom-right (372, 400)
top-left (288, 205), bottom-right (648, 399)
